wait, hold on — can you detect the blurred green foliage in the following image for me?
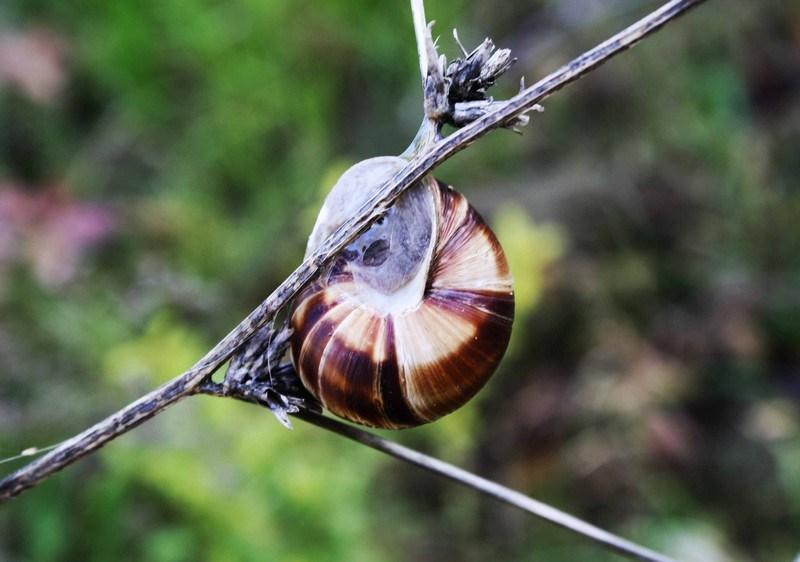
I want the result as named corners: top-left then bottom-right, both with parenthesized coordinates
top-left (1, 1), bottom-right (799, 561)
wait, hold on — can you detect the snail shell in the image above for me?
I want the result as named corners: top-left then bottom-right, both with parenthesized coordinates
top-left (290, 157), bottom-right (513, 429)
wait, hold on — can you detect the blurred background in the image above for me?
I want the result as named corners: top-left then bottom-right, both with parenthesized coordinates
top-left (0, 0), bottom-right (798, 560)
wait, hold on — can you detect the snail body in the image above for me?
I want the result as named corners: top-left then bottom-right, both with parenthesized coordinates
top-left (290, 157), bottom-right (513, 429)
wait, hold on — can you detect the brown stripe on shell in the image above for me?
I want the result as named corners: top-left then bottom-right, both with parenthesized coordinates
top-left (290, 287), bottom-right (333, 393)
top-left (393, 299), bottom-right (481, 421)
top-left (427, 287), bottom-right (514, 324)
top-left (430, 181), bottom-right (512, 292)
top-left (308, 311), bottom-right (423, 429)
top-left (290, 279), bottom-right (359, 359)
top-left (291, 288), bottom-right (334, 346)
top-left (316, 309), bottom-right (387, 426)
top-left (400, 290), bottom-right (513, 421)
top-left (376, 318), bottom-right (423, 428)
top-left (293, 300), bottom-right (354, 397)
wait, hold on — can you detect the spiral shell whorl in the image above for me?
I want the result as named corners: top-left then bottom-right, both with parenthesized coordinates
top-left (291, 178), bottom-right (513, 429)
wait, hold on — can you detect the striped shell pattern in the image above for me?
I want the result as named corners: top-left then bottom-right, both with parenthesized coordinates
top-left (290, 159), bottom-right (514, 429)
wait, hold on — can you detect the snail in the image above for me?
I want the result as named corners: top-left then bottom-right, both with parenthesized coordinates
top-left (289, 155), bottom-right (514, 429)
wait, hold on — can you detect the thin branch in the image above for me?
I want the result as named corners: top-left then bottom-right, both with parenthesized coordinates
top-left (197, 381), bottom-right (678, 562)
top-left (410, 0), bottom-right (430, 82)
top-left (297, 411), bottom-right (678, 562)
top-left (0, 0), bottom-right (708, 503)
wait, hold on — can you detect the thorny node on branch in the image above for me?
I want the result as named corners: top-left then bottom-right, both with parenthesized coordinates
top-left (224, 319), bottom-right (319, 428)
top-left (447, 37), bottom-right (515, 103)
top-left (422, 26), bottom-right (539, 132)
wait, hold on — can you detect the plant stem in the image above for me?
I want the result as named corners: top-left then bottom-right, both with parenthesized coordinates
top-left (410, 0), bottom-right (430, 82)
top-left (198, 381), bottom-right (679, 562)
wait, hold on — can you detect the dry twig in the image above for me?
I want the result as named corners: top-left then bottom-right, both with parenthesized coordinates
top-left (198, 380), bottom-right (678, 562)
